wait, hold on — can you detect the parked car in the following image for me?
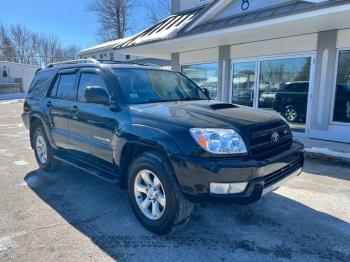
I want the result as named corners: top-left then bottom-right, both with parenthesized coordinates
top-left (22, 59), bottom-right (304, 234)
top-left (272, 81), bottom-right (309, 123)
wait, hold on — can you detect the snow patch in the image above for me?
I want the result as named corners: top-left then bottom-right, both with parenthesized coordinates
top-left (0, 93), bottom-right (26, 101)
top-left (304, 147), bottom-right (350, 159)
top-left (0, 236), bottom-right (13, 252)
top-left (14, 160), bottom-right (29, 166)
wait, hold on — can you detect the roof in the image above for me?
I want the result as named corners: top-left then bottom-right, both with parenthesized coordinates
top-left (0, 61), bottom-right (40, 68)
top-left (110, 0), bottom-right (349, 51)
top-left (79, 36), bottom-right (132, 55)
top-left (114, 6), bottom-right (207, 49)
top-left (182, 0), bottom-right (349, 36)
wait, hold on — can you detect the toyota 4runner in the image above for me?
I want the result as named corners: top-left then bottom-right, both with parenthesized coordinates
top-left (22, 59), bottom-right (304, 234)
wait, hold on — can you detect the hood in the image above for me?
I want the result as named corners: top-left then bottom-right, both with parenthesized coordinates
top-left (130, 100), bottom-right (284, 131)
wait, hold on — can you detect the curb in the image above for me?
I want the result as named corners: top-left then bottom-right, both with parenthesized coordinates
top-left (304, 151), bottom-right (350, 165)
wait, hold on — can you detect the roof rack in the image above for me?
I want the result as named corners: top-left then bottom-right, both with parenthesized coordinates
top-left (46, 58), bottom-right (99, 68)
top-left (45, 58), bottom-right (162, 69)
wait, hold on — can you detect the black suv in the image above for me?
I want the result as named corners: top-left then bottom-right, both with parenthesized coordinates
top-left (22, 59), bottom-right (304, 234)
top-left (272, 81), bottom-right (309, 123)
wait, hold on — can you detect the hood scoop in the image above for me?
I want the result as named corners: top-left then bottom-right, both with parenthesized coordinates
top-left (210, 103), bottom-right (238, 110)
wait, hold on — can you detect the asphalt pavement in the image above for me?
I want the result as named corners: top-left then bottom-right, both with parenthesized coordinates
top-left (0, 100), bottom-right (349, 262)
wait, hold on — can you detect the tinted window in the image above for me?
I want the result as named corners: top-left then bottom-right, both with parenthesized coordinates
top-left (77, 73), bottom-right (107, 102)
top-left (113, 69), bottom-right (207, 104)
top-left (28, 70), bottom-right (56, 97)
top-left (56, 74), bottom-right (77, 100)
top-left (49, 76), bottom-right (60, 98)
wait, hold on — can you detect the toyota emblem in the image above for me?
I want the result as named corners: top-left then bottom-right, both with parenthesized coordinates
top-left (271, 131), bottom-right (280, 142)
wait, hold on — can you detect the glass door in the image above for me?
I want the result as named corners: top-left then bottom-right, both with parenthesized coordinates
top-left (231, 61), bottom-right (257, 107)
top-left (231, 54), bottom-right (314, 133)
top-left (258, 57), bottom-right (312, 132)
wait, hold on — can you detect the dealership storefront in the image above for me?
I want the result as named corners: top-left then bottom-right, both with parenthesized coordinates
top-left (110, 0), bottom-right (350, 143)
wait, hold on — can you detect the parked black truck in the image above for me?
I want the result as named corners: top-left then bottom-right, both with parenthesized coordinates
top-left (22, 59), bottom-right (304, 234)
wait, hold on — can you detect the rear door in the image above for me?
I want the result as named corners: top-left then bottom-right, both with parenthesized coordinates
top-left (46, 69), bottom-right (78, 149)
top-left (69, 68), bottom-right (116, 163)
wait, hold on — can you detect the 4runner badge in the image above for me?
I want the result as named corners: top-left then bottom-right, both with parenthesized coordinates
top-left (271, 132), bottom-right (280, 142)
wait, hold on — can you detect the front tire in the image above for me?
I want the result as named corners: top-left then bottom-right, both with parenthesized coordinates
top-left (128, 151), bottom-right (193, 235)
top-left (284, 105), bottom-right (299, 122)
top-left (33, 125), bottom-right (58, 171)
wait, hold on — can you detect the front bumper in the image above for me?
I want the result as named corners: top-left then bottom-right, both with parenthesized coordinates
top-left (170, 141), bottom-right (304, 204)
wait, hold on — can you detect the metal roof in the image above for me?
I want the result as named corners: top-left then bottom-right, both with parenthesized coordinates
top-left (181, 0), bottom-right (349, 36)
top-left (114, 6), bottom-right (206, 49)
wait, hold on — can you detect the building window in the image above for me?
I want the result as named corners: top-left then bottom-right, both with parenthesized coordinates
top-left (110, 52), bottom-right (114, 61)
top-left (126, 55), bottom-right (131, 60)
top-left (182, 63), bottom-right (218, 99)
top-left (232, 61), bottom-right (256, 107)
top-left (2, 69), bottom-right (8, 78)
top-left (99, 54), bottom-right (104, 60)
top-left (333, 50), bottom-right (350, 123)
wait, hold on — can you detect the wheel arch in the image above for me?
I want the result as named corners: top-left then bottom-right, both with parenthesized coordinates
top-left (29, 114), bottom-right (57, 150)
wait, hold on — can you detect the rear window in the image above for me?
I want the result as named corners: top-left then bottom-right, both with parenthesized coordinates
top-left (28, 70), bottom-right (56, 97)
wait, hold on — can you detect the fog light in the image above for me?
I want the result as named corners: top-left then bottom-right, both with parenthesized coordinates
top-left (210, 182), bottom-right (248, 194)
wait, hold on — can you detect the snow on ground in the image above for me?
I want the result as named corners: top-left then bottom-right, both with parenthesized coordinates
top-left (0, 93), bottom-right (26, 101)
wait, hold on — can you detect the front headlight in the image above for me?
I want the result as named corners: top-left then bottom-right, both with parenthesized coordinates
top-left (190, 128), bottom-right (247, 154)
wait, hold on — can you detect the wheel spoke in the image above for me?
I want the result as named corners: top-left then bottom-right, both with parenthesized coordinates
top-left (158, 193), bottom-right (166, 207)
top-left (140, 197), bottom-right (151, 210)
top-left (135, 182), bottom-right (148, 194)
top-left (153, 176), bottom-right (161, 188)
top-left (152, 201), bottom-right (160, 218)
top-left (141, 171), bottom-right (153, 187)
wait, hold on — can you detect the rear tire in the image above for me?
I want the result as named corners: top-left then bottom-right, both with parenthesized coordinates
top-left (33, 125), bottom-right (58, 171)
top-left (128, 151), bottom-right (193, 235)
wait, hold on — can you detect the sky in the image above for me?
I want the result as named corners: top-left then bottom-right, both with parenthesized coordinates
top-left (0, 0), bottom-right (149, 50)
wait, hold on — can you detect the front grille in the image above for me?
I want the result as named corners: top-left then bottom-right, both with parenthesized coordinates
top-left (264, 158), bottom-right (303, 188)
top-left (249, 121), bottom-right (293, 158)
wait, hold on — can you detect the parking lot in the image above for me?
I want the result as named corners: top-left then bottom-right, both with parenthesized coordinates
top-left (0, 100), bottom-right (349, 262)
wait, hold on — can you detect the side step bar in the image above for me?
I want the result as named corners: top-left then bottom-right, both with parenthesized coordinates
top-left (53, 153), bottom-right (118, 184)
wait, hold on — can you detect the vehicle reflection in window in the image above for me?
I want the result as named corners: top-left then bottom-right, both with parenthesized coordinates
top-left (232, 62), bottom-right (256, 107)
top-left (259, 57), bottom-right (311, 132)
top-left (333, 50), bottom-right (350, 123)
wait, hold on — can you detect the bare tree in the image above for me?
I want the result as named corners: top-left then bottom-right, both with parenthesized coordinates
top-left (0, 24), bottom-right (16, 62)
top-left (87, 0), bottom-right (134, 42)
top-left (145, 0), bottom-right (171, 24)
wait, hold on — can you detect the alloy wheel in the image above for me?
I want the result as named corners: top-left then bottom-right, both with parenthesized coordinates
top-left (36, 134), bottom-right (48, 164)
top-left (134, 169), bottom-right (166, 220)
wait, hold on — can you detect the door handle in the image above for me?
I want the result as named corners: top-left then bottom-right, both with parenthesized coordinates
top-left (46, 101), bottom-right (52, 108)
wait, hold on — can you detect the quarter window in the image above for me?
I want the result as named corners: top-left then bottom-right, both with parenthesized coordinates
top-left (56, 74), bottom-right (77, 100)
top-left (333, 50), bottom-right (350, 123)
top-left (77, 73), bottom-right (107, 102)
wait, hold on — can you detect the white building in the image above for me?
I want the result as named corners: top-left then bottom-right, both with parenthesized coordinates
top-left (106, 0), bottom-right (350, 144)
top-left (0, 61), bottom-right (39, 94)
top-left (79, 37), bottom-right (171, 68)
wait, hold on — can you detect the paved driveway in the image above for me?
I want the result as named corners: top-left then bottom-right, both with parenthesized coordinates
top-left (0, 100), bottom-right (349, 262)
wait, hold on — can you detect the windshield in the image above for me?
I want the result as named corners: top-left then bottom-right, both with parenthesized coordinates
top-left (113, 68), bottom-right (208, 104)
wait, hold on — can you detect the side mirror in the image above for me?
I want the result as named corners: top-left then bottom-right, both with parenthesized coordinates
top-left (202, 88), bottom-right (210, 98)
top-left (84, 86), bottom-right (110, 105)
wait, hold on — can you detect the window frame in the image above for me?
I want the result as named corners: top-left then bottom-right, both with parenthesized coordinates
top-left (330, 48), bottom-right (350, 126)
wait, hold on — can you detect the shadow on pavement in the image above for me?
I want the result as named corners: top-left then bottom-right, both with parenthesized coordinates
top-left (25, 165), bottom-right (350, 262)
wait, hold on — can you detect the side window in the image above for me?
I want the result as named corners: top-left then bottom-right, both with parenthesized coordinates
top-left (56, 73), bottom-right (77, 100)
top-left (49, 76), bottom-right (60, 98)
top-left (77, 72), bottom-right (108, 102)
